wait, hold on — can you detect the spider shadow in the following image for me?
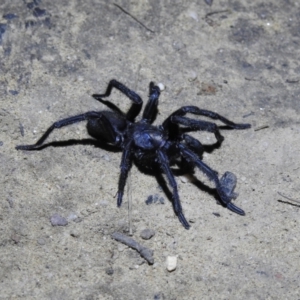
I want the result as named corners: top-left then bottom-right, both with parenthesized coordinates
top-left (180, 124), bottom-right (237, 154)
top-left (135, 155), bottom-right (223, 212)
top-left (33, 128), bottom-right (232, 211)
top-left (134, 123), bottom-right (243, 212)
top-left (29, 138), bottom-right (122, 153)
top-left (134, 125), bottom-right (241, 211)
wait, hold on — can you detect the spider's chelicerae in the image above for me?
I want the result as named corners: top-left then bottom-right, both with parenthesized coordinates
top-left (16, 80), bottom-right (251, 229)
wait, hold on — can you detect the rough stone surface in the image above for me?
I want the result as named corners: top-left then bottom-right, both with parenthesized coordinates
top-left (50, 213), bottom-right (68, 226)
top-left (140, 228), bottom-right (155, 240)
top-left (1, 1), bottom-right (300, 299)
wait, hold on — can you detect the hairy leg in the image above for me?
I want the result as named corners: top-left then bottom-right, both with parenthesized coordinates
top-left (117, 140), bottom-right (133, 207)
top-left (16, 111), bottom-right (102, 150)
top-left (163, 105), bottom-right (251, 130)
top-left (92, 79), bottom-right (143, 122)
top-left (157, 149), bottom-right (190, 229)
top-left (171, 115), bottom-right (225, 143)
top-left (178, 143), bottom-right (245, 215)
top-left (142, 82), bottom-right (160, 124)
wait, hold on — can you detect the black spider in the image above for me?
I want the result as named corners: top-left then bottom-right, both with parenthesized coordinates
top-left (16, 80), bottom-right (251, 229)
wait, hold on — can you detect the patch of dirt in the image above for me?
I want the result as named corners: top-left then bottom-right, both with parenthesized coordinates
top-left (1, 1), bottom-right (299, 299)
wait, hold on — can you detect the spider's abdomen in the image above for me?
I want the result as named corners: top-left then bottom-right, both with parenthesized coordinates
top-left (86, 111), bottom-right (127, 144)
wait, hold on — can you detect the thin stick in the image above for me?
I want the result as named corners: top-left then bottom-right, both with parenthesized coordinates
top-left (111, 232), bottom-right (154, 264)
top-left (127, 64), bottom-right (141, 235)
top-left (278, 191), bottom-right (300, 204)
top-left (205, 9), bottom-right (230, 26)
top-left (254, 125), bottom-right (269, 131)
top-left (127, 168), bottom-right (133, 235)
top-left (114, 3), bottom-right (155, 33)
top-left (205, 9), bottom-right (229, 18)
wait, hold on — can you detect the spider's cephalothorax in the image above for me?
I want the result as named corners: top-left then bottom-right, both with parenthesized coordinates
top-left (16, 80), bottom-right (251, 229)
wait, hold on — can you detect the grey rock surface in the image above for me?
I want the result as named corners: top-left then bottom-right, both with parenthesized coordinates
top-left (1, 1), bottom-right (300, 299)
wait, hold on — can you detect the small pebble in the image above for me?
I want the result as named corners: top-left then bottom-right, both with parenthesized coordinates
top-left (146, 194), bottom-right (165, 205)
top-left (140, 228), bottom-right (155, 240)
top-left (50, 214), bottom-right (68, 226)
top-left (25, 20), bottom-right (37, 28)
top-left (67, 212), bottom-right (78, 221)
top-left (41, 54), bottom-right (55, 62)
top-left (105, 268), bottom-right (114, 275)
top-left (159, 197), bottom-right (165, 204)
top-left (33, 7), bottom-right (47, 17)
top-left (73, 217), bottom-right (82, 223)
top-left (37, 238), bottom-right (46, 245)
top-left (117, 244), bottom-right (127, 252)
top-left (10, 234), bottom-right (20, 244)
top-left (172, 40), bottom-right (185, 51)
top-left (188, 71), bottom-right (197, 82)
top-left (3, 13), bottom-right (18, 20)
top-left (154, 292), bottom-right (164, 300)
top-left (9, 90), bottom-right (19, 95)
top-left (145, 195), bottom-right (153, 205)
top-left (157, 83), bottom-right (165, 91)
top-left (188, 11), bottom-right (198, 22)
top-left (102, 154), bottom-right (110, 161)
top-left (99, 200), bottom-right (108, 206)
top-left (0, 24), bottom-right (7, 44)
top-left (179, 176), bottom-right (188, 183)
top-left (166, 256), bottom-right (177, 272)
top-left (43, 17), bottom-right (51, 28)
top-left (70, 230), bottom-right (80, 238)
top-left (145, 194), bottom-right (165, 205)
top-left (27, 2), bottom-right (35, 9)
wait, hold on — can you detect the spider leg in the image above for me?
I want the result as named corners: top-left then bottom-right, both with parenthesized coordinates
top-left (177, 143), bottom-right (245, 215)
top-left (117, 140), bottom-right (133, 207)
top-left (157, 149), bottom-right (190, 229)
top-left (163, 106), bottom-right (251, 130)
top-left (141, 82), bottom-right (160, 123)
top-left (172, 115), bottom-right (225, 143)
top-left (91, 97), bottom-right (124, 116)
top-left (181, 133), bottom-right (204, 156)
top-left (178, 134), bottom-right (204, 173)
top-left (92, 79), bottom-right (143, 122)
top-left (16, 112), bottom-right (102, 150)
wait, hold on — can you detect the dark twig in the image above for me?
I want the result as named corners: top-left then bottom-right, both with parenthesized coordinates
top-left (19, 122), bottom-right (24, 137)
top-left (254, 125), bottom-right (269, 131)
top-left (111, 232), bottom-right (154, 264)
top-left (205, 10), bottom-right (230, 26)
top-left (245, 77), bottom-right (259, 81)
top-left (205, 9), bottom-right (229, 18)
top-left (114, 3), bottom-right (155, 33)
top-left (243, 112), bottom-right (254, 118)
top-left (278, 191), bottom-right (300, 204)
top-left (286, 79), bottom-right (299, 84)
top-left (278, 199), bottom-right (300, 208)
top-left (127, 65), bottom-right (142, 236)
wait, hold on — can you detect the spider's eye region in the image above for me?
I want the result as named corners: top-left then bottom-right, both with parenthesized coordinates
top-left (134, 130), bottom-right (163, 150)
